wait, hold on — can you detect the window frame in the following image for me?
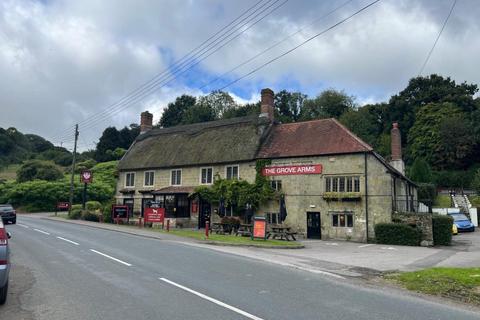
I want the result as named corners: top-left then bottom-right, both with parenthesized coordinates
top-left (270, 180), bottom-right (282, 191)
top-left (331, 212), bottom-right (354, 228)
top-left (170, 169), bottom-right (182, 186)
top-left (325, 176), bottom-right (361, 193)
top-left (200, 167), bottom-right (213, 185)
top-left (143, 171), bottom-right (155, 187)
top-left (125, 172), bottom-right (135, 188)
top-left (225, 165), bottom-right (239, 180)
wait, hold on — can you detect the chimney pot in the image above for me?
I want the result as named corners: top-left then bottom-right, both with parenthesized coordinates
top-left (260, 88), bottom-right (274, 122)
top-left (140, 111), bottom-right (153, 134)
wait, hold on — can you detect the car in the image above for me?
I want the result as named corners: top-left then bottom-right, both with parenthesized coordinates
top-left (0, 219), bottom-right (11, 304)
top-left (0, 205), bottom-right (16, 224)
top-left (449, 213), bottom-right (475, 232)
top-left (452, 224), bottom-right (458, 235)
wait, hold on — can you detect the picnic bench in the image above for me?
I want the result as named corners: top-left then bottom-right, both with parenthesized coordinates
top-left (235, 224), bottom-right (252, 237)
top-left (211, 222), bottom-right (233, 235)
top-left (267, 225), bottom-right (297, 241)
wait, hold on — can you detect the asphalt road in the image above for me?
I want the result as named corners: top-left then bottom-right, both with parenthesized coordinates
top-left (1, 215), bottom-right (479, 320)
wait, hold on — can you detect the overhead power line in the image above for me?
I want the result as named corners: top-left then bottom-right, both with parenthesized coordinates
top-left (418, 0), bottom-right (457, 76)
top-left (49, 0), bottom-right (286, 143)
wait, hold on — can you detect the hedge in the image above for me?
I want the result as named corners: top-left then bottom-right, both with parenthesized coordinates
top-left (375, 223), bottom-right (422, 246)
top-left (432, 214), bottom-right (453, 246)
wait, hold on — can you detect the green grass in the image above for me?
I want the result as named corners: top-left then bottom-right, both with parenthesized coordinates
top-left (469, 195), bottom-right (480, 207)
top-left (433, 194), bottom-right (452, 208)
top-left (387, 268), bottom-right (480, 304)
top-left (0, 164), bottom-right (20, 181)
top-left (156, 228), bottom-right (303, 248)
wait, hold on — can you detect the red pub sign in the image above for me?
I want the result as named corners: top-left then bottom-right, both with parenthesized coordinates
top-left (262, 164), bottom-right (322, 176)
top-left (80, 170), bottom-right (93, 184)
top-left (144, 207), bottom-right (165, 223)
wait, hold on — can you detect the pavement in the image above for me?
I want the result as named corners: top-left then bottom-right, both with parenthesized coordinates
top-left (1, 214), bottom-right (479, 320)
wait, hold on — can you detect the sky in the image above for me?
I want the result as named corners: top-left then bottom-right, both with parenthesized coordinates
top-left (0, 0), bottom-right (479, 151)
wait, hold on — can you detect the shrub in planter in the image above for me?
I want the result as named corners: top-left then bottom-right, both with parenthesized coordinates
top-left (432, 214), bottom-right (453, 246)
top-left (68, 208), bottom-right (82, 220)
top-left (375, 223), bottom-right (422, 246)
top-left (81, 210), bottom-right (100, 222)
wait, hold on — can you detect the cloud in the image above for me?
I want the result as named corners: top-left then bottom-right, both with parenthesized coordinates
top-left (0, 0), bottom-right (479, 151)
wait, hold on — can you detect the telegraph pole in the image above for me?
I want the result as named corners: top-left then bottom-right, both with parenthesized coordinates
top-left (68, 124), bottom-right (79, 215)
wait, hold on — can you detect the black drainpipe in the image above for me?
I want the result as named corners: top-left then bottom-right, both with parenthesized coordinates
top-left (364, 152), bottom-right (369, 242)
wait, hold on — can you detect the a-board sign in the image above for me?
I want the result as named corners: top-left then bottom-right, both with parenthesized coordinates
top-left (56, 202), bottom-right (70, 210)
top-left (112, 205), bottom-right (129, 220)
top-left (80, 170), bottom-right (93, 184)
top-left (252, 216), bottom-right (267, 240)
top-left (144, 207), bottom-right (165, 223)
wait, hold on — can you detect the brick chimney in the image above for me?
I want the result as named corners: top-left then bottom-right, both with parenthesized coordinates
top-left (140, 111), bottom-right (153, 134)
top-left (390, 122), bottom-right (405, 174)
top-left (260, 88), bottom-right (274, 122)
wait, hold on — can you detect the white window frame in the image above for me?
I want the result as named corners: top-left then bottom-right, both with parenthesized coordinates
top-left (171, 169), bottom-right (182, 186)
top-left (144, 171), bottom-right (155, 187)
top-left (199, 167), bottom-right (213, 185)
top-left (125, 172), bottom-right (135, 188)
top-left (225, 165), bottom-right (239, 180)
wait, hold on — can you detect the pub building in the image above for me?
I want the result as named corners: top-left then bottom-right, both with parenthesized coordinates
top-left (116, 88), bottom-right (417, 242)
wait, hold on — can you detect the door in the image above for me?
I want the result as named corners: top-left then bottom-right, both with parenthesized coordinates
top-left (307, 212), bottom-right (321, 239)
top-left (198, 200), bottom-right (211, 229)
top-left (123, 198), bottom-right (134, 218)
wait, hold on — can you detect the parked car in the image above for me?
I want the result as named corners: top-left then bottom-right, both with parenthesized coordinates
top-left (452, 224), bottom-right (458, 235)
top-left (0, 205), bottom-right (16, 224)
top-left (449, 213), bottom-right (475, 232)
top-left (0, 219), bottom-right (11, 304)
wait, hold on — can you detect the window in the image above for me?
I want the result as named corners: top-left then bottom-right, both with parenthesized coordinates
top-left (332, 212), bottom-right (353, 227)
top-left (144, 171), bottom-right (154, 187)
top-left (270, 180), bottom-right (282, 191)
top-left (125, 172), bottom-right (135, 187)
top-left (265, 212), bottom-right (279, 224)
top-left (325, 176), bottom-right (360, 193)
top-left (171, 169), bottom-right (182, 186)
top-left (200, 167), bottom-right (213, 184)
top-left (226, 165), bottom-right (239, 180)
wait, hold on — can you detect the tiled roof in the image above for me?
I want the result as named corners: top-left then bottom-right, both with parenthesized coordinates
top-left (258, 118), bottom-right (372, 158)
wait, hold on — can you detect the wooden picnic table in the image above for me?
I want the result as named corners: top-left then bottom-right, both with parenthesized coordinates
top-left (235, 224), bottom-right (252, 237)
top-left (211, 222), bottom-right (233, 234)
top-left (268, 225), bottom-right (297, 241)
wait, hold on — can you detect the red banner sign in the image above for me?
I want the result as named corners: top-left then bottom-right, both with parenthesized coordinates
top-left (262, 164), bottom-right (322, 176)
top-left (80, 170), bottom-right (93, 184)
top-left (144, 207), bottom-right (165, 223)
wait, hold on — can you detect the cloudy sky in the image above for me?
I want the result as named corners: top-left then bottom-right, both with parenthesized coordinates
top-left (0, 0), bottom-right (478, 150)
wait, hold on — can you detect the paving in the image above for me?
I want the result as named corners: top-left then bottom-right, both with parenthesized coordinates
top-left (2, 214), bottom-right (479, 320)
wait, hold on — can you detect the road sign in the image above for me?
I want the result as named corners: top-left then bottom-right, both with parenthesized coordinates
top-left (252, 216), bottom-right (267, 240)
top-left (144, 207), bottom-right (165, 223)
top-left (80, 170), bottom-right (93, 184)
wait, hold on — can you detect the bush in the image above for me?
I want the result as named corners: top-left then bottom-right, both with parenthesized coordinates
top-left (102, 200), bottom-right (115, 223)
top-left (220, 216), bottom-right (241, 233)
top-left (68, 208), bottom-right (82, 220)
top-left (375, 223), bottom-right (422, 246)
top-left (16, 160), bottom-right (64, 182)
top-left (432, 214), bottom-right (453, 246)
top-left (86, 201), bottom-right (102, 211)
top-left (71, 204), bottom-right (82, 211)
top-left (82, 210), bottom-right (100, 222)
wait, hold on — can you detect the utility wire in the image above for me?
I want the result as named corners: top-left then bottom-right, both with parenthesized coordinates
top-left (49, 0), bottom-right (277, 142)
top-left (418, 0), bottom-right (457, 76)
top-left (217, 0), bottom-right (381, 91)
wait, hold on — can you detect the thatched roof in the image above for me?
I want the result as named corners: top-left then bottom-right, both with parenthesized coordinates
top-left (118, 115), bottom-right (270, 170)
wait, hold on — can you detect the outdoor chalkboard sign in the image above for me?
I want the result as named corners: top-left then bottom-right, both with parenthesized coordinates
top-left (251, 216), bottom-right (267, 240)
top-left (112, 205), bottom-right (129, 221)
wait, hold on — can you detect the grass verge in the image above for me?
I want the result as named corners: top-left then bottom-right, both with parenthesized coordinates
top-left (386, 267), bottom-right (480, 305)
top-left (433, 194), bottom-right (452, 208)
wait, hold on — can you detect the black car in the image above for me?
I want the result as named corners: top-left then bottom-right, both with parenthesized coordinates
top-left (0, 205), bottom-right (16, 224)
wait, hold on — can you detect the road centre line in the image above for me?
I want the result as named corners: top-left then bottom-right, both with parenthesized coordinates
top-left (159, 277), bottom-right (264, 320)
top-left (89, 249), bottom-right (132, 267)
top-left (17, 224), bottom-right (29, 228)
top-left (33, 228), bottom-right (50, 235)
top-left (56, 236), bottom-right (80, 246)
top-left (358, 244), bottom-right (374, 248)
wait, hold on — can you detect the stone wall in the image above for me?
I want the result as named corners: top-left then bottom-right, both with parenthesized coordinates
top-left (392, 212), bottom-right (433, 246)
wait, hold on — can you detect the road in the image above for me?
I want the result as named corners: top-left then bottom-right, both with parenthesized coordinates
top-left (1, 215), bottom-right (479, 320)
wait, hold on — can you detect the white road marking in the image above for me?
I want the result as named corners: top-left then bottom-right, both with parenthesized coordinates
top-left (56, 236), bottom-right (79, 246)
top-left (89, 249), bottom-right (132, 267)
top-left (159, 278), bottom-right (264, 320)
top-left (358, 244), bottom-right (374, 248)
top-left (17, 224), bottom-right (29, 229)
top-left (33, 228), bottom-right (50, 235)
top-left (381, 247), bottom-right (398, 251)
top-left (324, 242), bottom-right (338, 246)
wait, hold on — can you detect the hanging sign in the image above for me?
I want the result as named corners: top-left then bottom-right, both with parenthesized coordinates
top-left (262, 164), bottom-right (322, 176)
top-left (80, 170), bottom-right (93, 184)
top-left (252, 216), bottom-right (267, 240)
top-left (144, 207), bottom-right (165, 223)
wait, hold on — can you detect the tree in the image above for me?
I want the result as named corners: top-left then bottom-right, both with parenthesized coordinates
top-left (118, 124), bottom-right (140, 149)
top-left (16, 160), bottom-right (63, 182)
top-left (408, 158), bottom-right (432, 183)
top-left (222, 102), bottom-right (260, 119)
top-left (197, 90), bottom-right (236, 118)
top-left (25, 134), bottom-right (54, 153)
top-left (300, 89), bottom-right (355, 120)
top-left (274, 90), bottom-right (307, 123)
top-left (181, 104), bottom-right (216, 125)
top-left (95, 127), bottom-right (121, 162)
top-left (159, 95), bottom-right (196, 128)
top-left (472, 169), bottom-right (480, 195)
